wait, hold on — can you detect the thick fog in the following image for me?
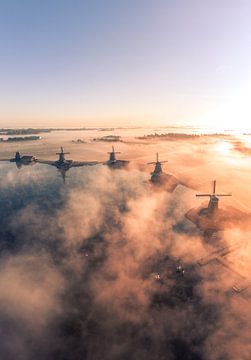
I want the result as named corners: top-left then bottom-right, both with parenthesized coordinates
top-left (0, 133), bottom-right (250, 360)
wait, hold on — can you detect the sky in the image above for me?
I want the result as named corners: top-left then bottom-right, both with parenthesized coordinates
top-left (0, 0), bottom-right (251, 128)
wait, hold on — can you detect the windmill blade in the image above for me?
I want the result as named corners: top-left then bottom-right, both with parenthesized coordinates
top-left (196, 180), bottom-right (231, 198)
top-left (215, 194), bottom-right (232, 197)
top-left (58, 173), bottom-right (68, 184)
top-left (196, 194), bottom-right (212, 197)
top-left (213, 180), bottom-right (216, 195)
top-left (147, 151), bottom-right (168, 164)
top-left (108, 146), bottom-right (121, 154)
top-left (147, 161), bottom-right (168, 164)
top-left (111, 146), bottom-right (121, 154)
top-left (56, 147), bottom-right (64, 154)
top-left (56, 147), bottom-right (70, 155)
top-left (155, 152), bottom-right (168, 164)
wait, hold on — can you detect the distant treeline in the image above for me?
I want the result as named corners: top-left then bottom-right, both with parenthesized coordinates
top-left (0, 136), bottom-right (41, 142)
top-left (0, 126), bottom-right (142, 135)
top-left (136, 132), bottom-right (229, 140)
top-left (0, 128), bottom-right (51, 135)
top-left (93, 135), bottom-right (122, 142)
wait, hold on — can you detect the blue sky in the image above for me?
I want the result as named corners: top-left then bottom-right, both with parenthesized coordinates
top-left (0, 0), bottom-right (251, 128)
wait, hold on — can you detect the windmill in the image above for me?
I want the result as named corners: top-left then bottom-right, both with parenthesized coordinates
top-left (105, 146), bottom-right (129, 169)
top-left (184, 180), bottom-right (240, 238)
top-left (37, 147), bottom-right (98, 170)
top-left (148, 152), bottom-right (168, 174)
top-left (0, 151), bottom-right (37, 167)
top-left (148, 153), bottom-right (168, 182)
top-left (107, 146), bottom-right (121, 163)
top-left (196, 180), bottom-right (232, 214)
top-left (56, 147), bottom-right (70, 164)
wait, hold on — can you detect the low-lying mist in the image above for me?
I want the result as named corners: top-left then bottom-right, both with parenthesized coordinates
top-left (0, 135), bottom-right (251, 360)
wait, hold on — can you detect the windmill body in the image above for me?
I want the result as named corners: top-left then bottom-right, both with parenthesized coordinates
top-left (148, 153), bottom-right (179, 192)
top-left (37, 147), bottom-right (99, 183)
top-left (0, 151), bottom-right (37, 168)
top-left (105, 146), bottom-right (129, 169)
top-left (185, 180), bottom-right (248, 236)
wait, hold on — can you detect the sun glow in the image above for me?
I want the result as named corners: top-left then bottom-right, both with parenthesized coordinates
top-left (200, 83), bottom-right (251, 133)
top-left (216, 141), bottom-right (233, 155)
